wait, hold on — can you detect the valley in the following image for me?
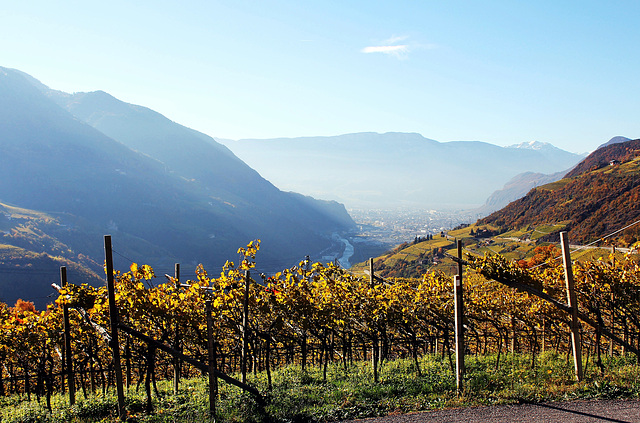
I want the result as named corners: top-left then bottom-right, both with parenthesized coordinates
top-left (0, 65), bottom-right (637, 313)
top-left (298, 208), bottom-right (479, 274)
top-left (3, 4), bottom-right (640, 422)
top-left (1, 71), bottom-right (639, 423)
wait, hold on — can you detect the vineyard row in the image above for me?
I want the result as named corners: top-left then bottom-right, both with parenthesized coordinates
top-left (1, 238), bottom-right (640, 414)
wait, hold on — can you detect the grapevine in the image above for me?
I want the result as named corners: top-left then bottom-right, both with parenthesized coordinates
top-left (1, 241), bottom-right (639, 409)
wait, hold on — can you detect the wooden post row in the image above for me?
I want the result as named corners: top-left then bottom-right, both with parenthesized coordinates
top-left (100, 236), bottom-right (262, 418)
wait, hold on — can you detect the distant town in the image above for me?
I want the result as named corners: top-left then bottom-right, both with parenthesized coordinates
top-left (348, 208), bottom-right (477, 247)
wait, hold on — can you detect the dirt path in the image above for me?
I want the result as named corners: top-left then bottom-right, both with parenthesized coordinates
top-left (342, 399), bottom-right (640, 423)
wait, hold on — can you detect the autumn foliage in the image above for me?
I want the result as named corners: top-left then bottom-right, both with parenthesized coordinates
top-left (480, 146), bottom-right (640, 246)
top-left (0, 240), bottom-right (639, 402)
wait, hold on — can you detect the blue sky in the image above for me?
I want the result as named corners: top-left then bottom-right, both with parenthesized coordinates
top-left (2, 0), bottom-right (639, 153)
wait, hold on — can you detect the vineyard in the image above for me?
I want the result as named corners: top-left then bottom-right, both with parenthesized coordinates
top-left (1, 237), bottom-right (640, 421)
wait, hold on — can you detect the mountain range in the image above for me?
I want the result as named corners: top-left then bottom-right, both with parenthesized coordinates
top-left (357, 137), bottom-right (640, 279)
top-left (219, 134), bottom-right (584, 209)
top-left (0, 67), bottom-right (355, 308)
top-left (478, 138), bottom-right (640, 244)
top-left (473, 136), bottom-right (633, 215)
top-left (0, 65), bottom-right (623, 309)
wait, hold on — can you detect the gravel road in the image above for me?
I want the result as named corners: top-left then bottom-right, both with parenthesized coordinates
top-left (342, 399), bottom-right (640, 423)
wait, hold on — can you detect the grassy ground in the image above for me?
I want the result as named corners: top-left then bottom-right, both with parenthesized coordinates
top-left (2, 352), bottom-right (640, 422)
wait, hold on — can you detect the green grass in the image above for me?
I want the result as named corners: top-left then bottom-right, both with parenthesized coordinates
top-left (498, 228), bottom-right (529, 239)
top-left (538, 179), bottom-right (571, 191)
top-left (384, 239), bottom-right (451, 264)
top-left (2, 352), bottom-right (640, 422)
top-left (530, 223), bottom-right (569, 240)
top-left (448, 224), bottom-right (500, 240)
top-left (351, 238), bottom-right (455, 273)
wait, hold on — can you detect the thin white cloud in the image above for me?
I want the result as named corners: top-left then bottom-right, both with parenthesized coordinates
top-left (361, 35), bottom-right (412, 59)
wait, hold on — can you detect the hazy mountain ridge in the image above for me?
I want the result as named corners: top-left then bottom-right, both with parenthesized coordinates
top-left (0, 67), bottom-right (244, 261)
top-left (357, 139), bottom-right (640, 279)
top-left (597, 136), bottom-right (631, 150)
top-left (478, 139), bottom-right (640, 245)
top-left (474, 170), bottom-right (568, 216)
top-left (45, 88), bottom-right (354, 237)
top-left (0, 67), bottom-right (356, 307)
top-left (220, 134), bottom-right (584, 209)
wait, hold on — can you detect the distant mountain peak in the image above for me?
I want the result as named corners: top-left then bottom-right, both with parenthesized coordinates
top-left (507, 140), bottom-right (553, 150)
top-left (480, 138), bottom-right (640, 244)
top-left (598, 136), bottom-right (631, 149)
top-left (83, 90), bottom-right (114, 99)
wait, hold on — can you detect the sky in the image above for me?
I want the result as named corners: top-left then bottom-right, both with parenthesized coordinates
top-left (2, 0), bottom-right (639, 154)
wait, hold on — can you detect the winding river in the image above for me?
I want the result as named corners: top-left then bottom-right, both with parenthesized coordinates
top-left (336, 234), bottom-right (354, 268)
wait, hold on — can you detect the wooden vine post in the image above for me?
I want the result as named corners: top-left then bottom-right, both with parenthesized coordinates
top-left (454, 239), bottom-right (465, 392)
top-left (610, 246), bottom-right (616, 356)
top-left (60, 266), bottom-right (75, 405)
top-left (206, 299), bottom-right (218, 418)
top-left (368, 257), bottom-right (379, 383)
top-left (241, 270), bottom-right (250, 385)
top-left (173, 263), bottom-right (181, 394)
top-left (560, 231), bottom-right (583, 382)
top-left (369, 257), bottom-right (374, 287)
top-left (104, 235), bottom-right (127, 420)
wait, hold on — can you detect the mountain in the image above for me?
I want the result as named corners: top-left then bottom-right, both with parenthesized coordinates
top-left (507, 140), bottom-right (587, 162)
top-left (0, 202), bottom-right (105, 308)
top-left (43, 88), bottom-right (354, 246)
top-left (47, 90), bottom-right (260, 201)
top-left (597, 136), bottom-right (631, 150)
top-left (0, 67), bottom-right (355, 307)
top-left (474, 170), bottom-right (568, 216)
top-left (507, 140), bottom-right (551, 150)
top-left (565, 138), bottom-right (640, 178)
top-left (354, 140), bottom-right (640, 279)
top-left (220, 134), bottom-right (584, 209)
top-left (475, 140), bottom-right (618, 216)
top-left (477, 139), bottom-right (640, 245)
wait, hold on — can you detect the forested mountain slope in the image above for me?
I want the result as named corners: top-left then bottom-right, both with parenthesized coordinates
top-left (479, 139), bottom-right (640, 245)
top-left (355, 139), bottom-right (640, 279)
top-left (565, 138), bottom-right (640, 178)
